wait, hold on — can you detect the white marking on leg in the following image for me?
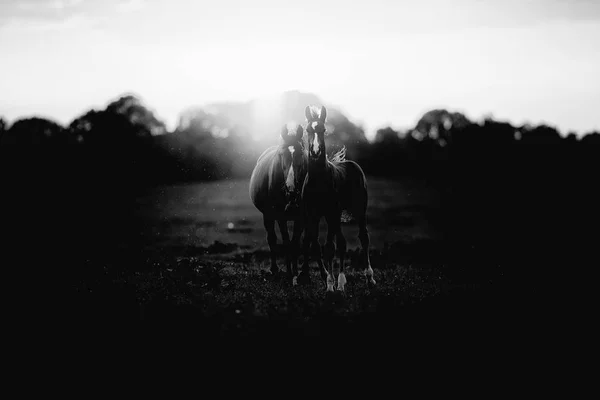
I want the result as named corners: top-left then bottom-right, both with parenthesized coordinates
top-left (326, 272), bottom-right (334, 292)
top-left (332, 261), bottom-right (340, 289)
top-left (337, 272), bottom-right (347, 292)
top-left (364, 266), bottom-right (376, 285)
top-left (292, 276), bottom-right (298, 286)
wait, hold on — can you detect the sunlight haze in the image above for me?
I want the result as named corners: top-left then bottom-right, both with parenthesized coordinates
top-left (1, 0), bottom-right (599, 139)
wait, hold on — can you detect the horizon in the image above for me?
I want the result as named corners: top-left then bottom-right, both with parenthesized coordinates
top-left (1, 0), bottom-right (599, 140)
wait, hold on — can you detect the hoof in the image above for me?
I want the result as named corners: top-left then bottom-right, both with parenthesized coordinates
top-left (337, 272), bottom-right (347, 293)
top-left (366, 277), bottom-right (376, 289)
top-left (364, 267), bottom-right (376, 288)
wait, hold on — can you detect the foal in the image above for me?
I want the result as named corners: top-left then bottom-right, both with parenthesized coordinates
top-left (300, 105), bottom-right (376, 292)
top-left (249, 124), bottom-right (307, 284)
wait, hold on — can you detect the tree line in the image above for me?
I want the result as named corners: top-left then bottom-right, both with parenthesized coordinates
top-left (1, 93), bottom-right (598, 288)
top-left (1, 95), bottom-right (598, 188)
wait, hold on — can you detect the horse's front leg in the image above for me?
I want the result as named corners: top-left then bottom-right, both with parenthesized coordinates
top-left (299, 216), bottom-right (313, 285)
top-left (358, 215), bottom-right (376, 287)
top-left (277, 219), bottom-right (292, 282)
top-left (324, 213), bottom-right (340, 293)
top-left (289, 218), bottom-right (303, 286)
top-left (264, 216), bottom-right (279, 276)
top-left (299, 215), bottom-right (321, 285)
top-left (326, 213), bottom-right (346, 292)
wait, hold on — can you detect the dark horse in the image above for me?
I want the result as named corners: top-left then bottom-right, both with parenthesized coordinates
top-left (249, 124), bottom-right (307, 284)
top-left (300, 105), bottom-right (376, 293)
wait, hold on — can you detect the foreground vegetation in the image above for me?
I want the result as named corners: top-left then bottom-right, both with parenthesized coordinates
top-left (70, 244), bottom-right (518, 339)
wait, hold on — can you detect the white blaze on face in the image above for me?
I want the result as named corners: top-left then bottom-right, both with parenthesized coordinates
top-left (309, 121), bottom-right (320, 154)
top-left (286, 146), bottom-right (295, 191)
top-left (312, 134), bottom-right (320, 154)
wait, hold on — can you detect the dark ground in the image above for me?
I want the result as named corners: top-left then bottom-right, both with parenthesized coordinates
top-left (6, 176), bottom-right (537, 340)
top-left (1, 153), bottom-right (556, 342)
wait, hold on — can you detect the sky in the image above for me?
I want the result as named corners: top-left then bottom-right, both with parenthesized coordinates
top-left (0, 0), bottom-right (599, 139)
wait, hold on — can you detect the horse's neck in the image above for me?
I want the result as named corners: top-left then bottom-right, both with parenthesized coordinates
top-left (308, 158), bottom-right (335, 186)
top-left (308, 158), bottom-right (326, 173)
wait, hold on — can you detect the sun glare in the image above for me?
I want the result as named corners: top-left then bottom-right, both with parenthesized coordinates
top-left (250, 92), bottom-right (284, 140)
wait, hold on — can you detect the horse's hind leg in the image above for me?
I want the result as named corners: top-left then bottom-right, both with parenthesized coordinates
top-left (325, 213), bottom-right (346, 292)
top-left (358, 216), bottom-right (376, 286)
top-left (336, 220), bottom-right (347, 292)
top-left (324, 246), bottom-right (335, 293)
top-left (289, 219), bottom-right (303, 286)
top-left (264, 216), bottom-right (279, 276)
top-left (314, 241), bottom-right (327, 285)
top-left (299, 217), bottom-right (315, 284)
top-left (277, 219), bottom-right (292, 281)
top-left (299, 217), bottom-right (326, 285)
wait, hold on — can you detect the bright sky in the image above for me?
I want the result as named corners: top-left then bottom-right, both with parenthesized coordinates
top-left (1, 0), bottom-right (599, 139)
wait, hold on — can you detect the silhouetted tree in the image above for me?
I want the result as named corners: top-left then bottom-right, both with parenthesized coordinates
top-left (374, 127), bottom-right (402, 145)
top-left (0, 117), bottom-right (8, 153)
top-left (414, 109), bottom-right (471, 147)
top-left (5, 116), bottom-right (66, 149)
top-left (324, 108), bottom-right (368, 150)
top-left (69, 94), bottom-right (167, 146)
top-left (520, 123), bottom-right (561, 147)
top-left (580, 131), bottom-right (600, 146)
top-left (108, 94), bottom-right (167, 135)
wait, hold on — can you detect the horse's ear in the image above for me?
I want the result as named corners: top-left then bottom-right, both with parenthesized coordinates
top-left (305, 106), bottom-right (313, 122)
top-left (319, 106), bottom-right (327, 122)
top-left (295, 125), bottom-right (303, 140)
top-left (281, 125), bottom-right (288, 141)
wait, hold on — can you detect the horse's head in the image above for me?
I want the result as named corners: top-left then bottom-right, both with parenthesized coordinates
top-left (278, 124), bottom-right (305, 211)
top-left (304, 105), bottom-right (327, 162)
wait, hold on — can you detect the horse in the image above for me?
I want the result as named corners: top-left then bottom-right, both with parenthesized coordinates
top-left (300, 105), bottom-right (376, 293)
top-left (249, 124), bottom-right (308, 285)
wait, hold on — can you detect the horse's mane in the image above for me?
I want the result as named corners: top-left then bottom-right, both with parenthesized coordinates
top-left (327, 145), bottom-right (346, 163)
top-left (325, 145), bottom-right (348, 182)
top-left (324, 145), bottom-right (354, 222)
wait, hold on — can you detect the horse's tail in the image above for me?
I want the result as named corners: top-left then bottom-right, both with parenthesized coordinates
top-left (341, 159), bottom-right (368, 218)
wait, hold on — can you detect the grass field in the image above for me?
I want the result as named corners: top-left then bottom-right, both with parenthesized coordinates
top-left (73, 176), bottom-right (512, 337)
top-left (133, 176), bottom-right (444, 254)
